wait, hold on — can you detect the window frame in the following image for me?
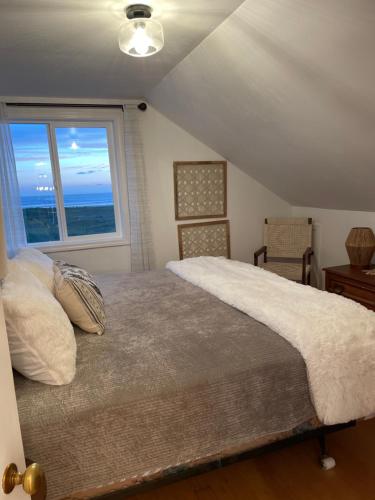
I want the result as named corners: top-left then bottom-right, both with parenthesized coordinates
top-left (7, 106), bottom-right (130, 252)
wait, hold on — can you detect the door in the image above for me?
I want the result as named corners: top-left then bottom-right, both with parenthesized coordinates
top-left (0, 295), bottom-right (29, 500)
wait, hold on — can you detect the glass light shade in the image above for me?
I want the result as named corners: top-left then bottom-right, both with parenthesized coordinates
top-left (119, 19), bottom-right (164, 57)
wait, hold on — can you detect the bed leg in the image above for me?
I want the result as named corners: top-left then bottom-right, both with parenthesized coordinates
top-left (318, 433), bottom-right (336, 470)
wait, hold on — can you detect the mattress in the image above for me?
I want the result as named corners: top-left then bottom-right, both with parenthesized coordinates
top-left (14, 270), bottom-right (316, 499)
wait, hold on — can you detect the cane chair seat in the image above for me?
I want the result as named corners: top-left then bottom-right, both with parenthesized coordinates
top-left (260, 262), bottom-right (311, 282)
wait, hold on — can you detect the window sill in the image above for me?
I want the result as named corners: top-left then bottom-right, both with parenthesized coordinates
top-left (33, 238), bottom-right (130, 254)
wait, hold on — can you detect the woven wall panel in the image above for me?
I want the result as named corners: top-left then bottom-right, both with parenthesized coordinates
top-left (174, 161), bottom-right (227, 220)
top-left (178, 221), bottom-right (230, 260)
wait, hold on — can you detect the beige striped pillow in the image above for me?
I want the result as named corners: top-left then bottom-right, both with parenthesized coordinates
top-left (53, 261), bottom-right (105, 335)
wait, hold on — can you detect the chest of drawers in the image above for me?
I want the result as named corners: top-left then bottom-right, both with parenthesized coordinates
top-left (324, 265), bottom-right (375, 311)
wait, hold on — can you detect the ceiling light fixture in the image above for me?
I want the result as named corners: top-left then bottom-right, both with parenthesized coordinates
top-left (119, 4), bottom-right (164, 58)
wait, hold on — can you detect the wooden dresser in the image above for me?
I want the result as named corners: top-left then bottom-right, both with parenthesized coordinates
top-left (324, 265), bottom-right (375, 311)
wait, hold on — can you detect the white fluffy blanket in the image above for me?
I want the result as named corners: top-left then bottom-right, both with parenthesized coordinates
top-left (167, 257), bottom-right (375, 425)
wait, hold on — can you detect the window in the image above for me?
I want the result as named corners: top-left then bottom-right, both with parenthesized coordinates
top-left (8, 107), bottom-right (128, 250)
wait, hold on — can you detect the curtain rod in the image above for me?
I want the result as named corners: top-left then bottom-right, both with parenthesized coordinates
top-left (6, 102), bottom-right (148, 111)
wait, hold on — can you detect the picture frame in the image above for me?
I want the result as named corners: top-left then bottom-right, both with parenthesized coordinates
top-left (177, 220), bottom-right (231, 260)
top-left (174, 161), bottom-right (227, 220)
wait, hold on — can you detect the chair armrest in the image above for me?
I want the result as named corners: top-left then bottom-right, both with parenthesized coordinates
top-left (303, 247), bottom-right (314, 265)
top-left (254, 246), bottom-right (267, 266)
top-left (302, 247), bottom-right (313, 284)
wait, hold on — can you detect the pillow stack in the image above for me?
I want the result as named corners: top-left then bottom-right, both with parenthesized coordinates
top-left (2, 248), bottom-right (106, 386)
top-left (2, 249), bottom-right (76, 385)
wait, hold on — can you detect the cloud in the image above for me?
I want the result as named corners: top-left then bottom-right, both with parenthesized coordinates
top-left (76, 170), bottom-right (95, 175)
top-left (60, 162), bottom-right (109, 170)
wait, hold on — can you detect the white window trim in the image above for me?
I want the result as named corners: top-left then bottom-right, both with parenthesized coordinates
top-left (7, 106), bottom-right (130, 251)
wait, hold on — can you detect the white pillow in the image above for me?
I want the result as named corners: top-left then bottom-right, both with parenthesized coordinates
top-left (2, 261), bottom-right (76, 385)
top-left (13, 248), bottom-right (54, 291)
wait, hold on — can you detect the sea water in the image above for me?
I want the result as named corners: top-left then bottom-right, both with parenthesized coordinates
top-left (21, 192), bottom-right (114, 209)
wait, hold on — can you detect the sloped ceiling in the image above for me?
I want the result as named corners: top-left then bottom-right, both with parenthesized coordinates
top-left (149, 0), bottom-right (375, 211)
top-left (0, 0), bottom-right (244, 98)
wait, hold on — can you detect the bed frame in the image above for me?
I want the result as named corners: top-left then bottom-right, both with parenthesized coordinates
top-left (1, 209), bottom-right (357, 500)
top-left (78, 420), bottom-right (356, 500)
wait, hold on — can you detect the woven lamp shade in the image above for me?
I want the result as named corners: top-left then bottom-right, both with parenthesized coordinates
top-left (345, 227), bottom-right (375, 269)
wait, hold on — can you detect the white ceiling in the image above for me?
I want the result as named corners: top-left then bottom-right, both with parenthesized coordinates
top-left (149, 0), bottom-right (375, 211)
top-left (0, 0), bottom-right (244, 98)
top-left (1, 0), bottom-right (375, 211)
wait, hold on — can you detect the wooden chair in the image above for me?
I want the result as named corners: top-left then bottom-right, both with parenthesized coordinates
top-left (254, 218), bottom-right (313, 285)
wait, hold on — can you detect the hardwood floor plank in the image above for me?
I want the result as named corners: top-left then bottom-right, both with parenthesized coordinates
top-left (193, 471), bottom-right (237, 500)
top-left (193, 485), bottom-right (218, 500)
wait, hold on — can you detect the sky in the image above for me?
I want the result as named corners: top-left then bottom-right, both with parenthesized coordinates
top-left (10, 123), bottom-right (113, 197)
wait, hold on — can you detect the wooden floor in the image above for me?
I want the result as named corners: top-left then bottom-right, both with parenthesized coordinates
top-left (133, 419), bottom-right (375, 500)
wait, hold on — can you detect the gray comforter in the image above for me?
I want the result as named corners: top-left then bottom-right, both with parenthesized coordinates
top-left (14, 270), bottom-right (315, 499)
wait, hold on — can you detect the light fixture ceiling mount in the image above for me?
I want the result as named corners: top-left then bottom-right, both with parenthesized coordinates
top-left (125, 4), bottom-right (152, 19)
top-left (119, 3), bottom-right (164, 58)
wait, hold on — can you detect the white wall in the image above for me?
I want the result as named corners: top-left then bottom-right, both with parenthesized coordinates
top-left (48, 245), bottom-right (131, 274)
top-left (47, 105), bottom-right (291, 272)
top-left (292, 206), bottom-right (375, 285)
top-left (142, 106), bottom-right (290, 268)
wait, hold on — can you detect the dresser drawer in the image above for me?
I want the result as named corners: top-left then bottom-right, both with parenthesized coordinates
top-left (326, 277), bottom-right (375, 310)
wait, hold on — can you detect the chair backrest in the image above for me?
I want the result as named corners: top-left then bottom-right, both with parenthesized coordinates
top-left (264, 218), bottom-right (312, 259)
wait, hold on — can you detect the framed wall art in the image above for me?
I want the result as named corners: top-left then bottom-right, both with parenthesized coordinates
top-left (174, 161), bottom-right (227, 220)
top-left (177, 220), bottom-right (231, 260)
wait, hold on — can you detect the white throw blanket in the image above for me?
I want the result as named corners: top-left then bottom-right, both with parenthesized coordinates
top-left (167, 257), bottom-right (375, 425)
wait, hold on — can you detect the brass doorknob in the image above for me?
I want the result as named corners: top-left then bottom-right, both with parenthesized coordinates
top-left (2, 462), bottom-right (45, 496)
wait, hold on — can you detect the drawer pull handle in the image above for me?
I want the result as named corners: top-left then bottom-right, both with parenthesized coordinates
top-left (333, 285), bottom-right (344, 295)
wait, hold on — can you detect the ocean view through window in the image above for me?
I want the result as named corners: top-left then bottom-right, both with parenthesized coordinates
top-left (55, 126), bottom-right (116, 237)
top-left (11, 123), bottom-right (60, 243)
top-left (9, 114), bottom-right (124, 247)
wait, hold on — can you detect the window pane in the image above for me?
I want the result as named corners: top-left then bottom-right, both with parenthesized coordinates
top-left (55, 127), bottom-right (116, 237)
top-left (9, 124), bottom-right (60, 243)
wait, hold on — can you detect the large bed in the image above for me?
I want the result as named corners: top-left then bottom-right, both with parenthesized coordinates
top-left (15, 269), bottom-right (320, 499)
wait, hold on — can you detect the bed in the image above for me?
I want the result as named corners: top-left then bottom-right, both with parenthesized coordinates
top-left (15, 269), bottom-right (324, 499)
